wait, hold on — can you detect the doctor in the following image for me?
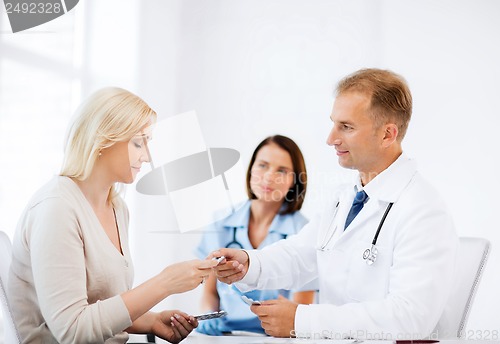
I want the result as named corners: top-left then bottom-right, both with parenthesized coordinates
top-left (210, 68), bottom-right (458, 339)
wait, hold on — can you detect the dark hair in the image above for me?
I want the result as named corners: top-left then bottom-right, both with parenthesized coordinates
top-left (336, 68), bottom-right (412, 141)
top-left (246, 135), bottom-right (307, 215)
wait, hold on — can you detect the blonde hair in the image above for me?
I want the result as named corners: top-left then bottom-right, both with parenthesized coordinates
top-left (336, 68), bottom-right (412, 141)
top-left (60, 87), bottom-right (156, 201)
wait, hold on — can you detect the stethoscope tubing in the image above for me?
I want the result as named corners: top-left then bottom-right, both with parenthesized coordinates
top-left (225, 227), bottom-right (244, 249)
top-left (319, 198), bottom-right (394, 265)
top-left (225, 226), bottom-right (287, 249)
top-left (371, 202), bottom-right (394, 246)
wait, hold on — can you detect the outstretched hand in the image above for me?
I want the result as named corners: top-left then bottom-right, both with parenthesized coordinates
top-left (208, 248), bottom-right (249, 285)
top-left (161, 259), bottom-right (218, 294)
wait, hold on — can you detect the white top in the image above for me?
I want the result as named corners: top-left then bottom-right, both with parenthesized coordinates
top-left (238, 155), bottom-right (459, 339)
top-left (8, 176), bottom-right (133, 343)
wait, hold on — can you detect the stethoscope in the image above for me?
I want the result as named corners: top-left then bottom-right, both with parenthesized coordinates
top-left (362, 202), bottom-right (393, 265)
top-left (225, 226), bottom-right (287, 249)
top-left (318, 199), bottom-right (394, 266)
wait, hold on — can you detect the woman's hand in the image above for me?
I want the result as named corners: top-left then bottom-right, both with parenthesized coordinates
top-left (160, 259), bottom-right (217, 295)
top-left (122, 259), bottom-right (217, 326)
top-left (151, 310), bottom-right (198, 343)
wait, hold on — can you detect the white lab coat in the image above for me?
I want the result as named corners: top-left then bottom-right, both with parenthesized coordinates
top-left (238, 155), bottom-right (458, 339)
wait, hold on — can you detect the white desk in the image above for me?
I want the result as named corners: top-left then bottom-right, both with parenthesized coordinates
top-left (164, 337), bottom-right (500, 344)
top-left (131, 333), bottom-right (500, 344)
top-left (149, 336), bottom-right (372, 344)
top-left (182, 338), bottom-right (369, 344)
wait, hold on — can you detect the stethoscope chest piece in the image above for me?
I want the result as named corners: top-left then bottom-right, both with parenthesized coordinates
top-left (363, 245), bottom-right (378, 265)
top-left (361, 202), bottom-right (394, 266)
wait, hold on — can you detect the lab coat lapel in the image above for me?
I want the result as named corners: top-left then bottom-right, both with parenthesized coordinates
top-left (333, 155), bottom-right (418, 247)
top-left (334, 195), bottom-right (380, 247)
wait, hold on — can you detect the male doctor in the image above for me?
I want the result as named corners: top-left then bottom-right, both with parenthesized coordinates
top-left (210, 68), bottom-right (458, 339)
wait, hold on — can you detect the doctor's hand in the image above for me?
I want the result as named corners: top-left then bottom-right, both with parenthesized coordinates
top-left (161, 259), bottom-right (218, 295)
top-left (152, 310), bottom-right (198, 343)
top-left (251, 295), bottom-right (298, 338)
top-left (208, 248), bottom-right (249, 285)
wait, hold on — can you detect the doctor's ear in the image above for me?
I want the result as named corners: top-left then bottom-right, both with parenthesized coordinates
top-left (381, 123), bottom-right (398, 147)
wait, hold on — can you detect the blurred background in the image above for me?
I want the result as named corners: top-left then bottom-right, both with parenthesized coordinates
top-left (1, 0), bottom-right (499, 338)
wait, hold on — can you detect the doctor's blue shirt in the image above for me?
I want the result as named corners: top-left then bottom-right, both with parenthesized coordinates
top-left (195, 200), bottom-right (309, 335)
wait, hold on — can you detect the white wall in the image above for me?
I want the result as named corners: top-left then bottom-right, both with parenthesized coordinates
top-left (131, 0), bottom-right (500, 333)
top-left (378, 1), bottom-right (500, 333)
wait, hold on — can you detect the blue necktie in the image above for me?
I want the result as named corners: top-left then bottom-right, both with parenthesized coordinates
top-left (344, 190), bottom-right (368, 230)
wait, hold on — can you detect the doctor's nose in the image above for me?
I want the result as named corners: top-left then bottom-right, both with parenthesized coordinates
top-left (326, 126), bottom-right (340, 146)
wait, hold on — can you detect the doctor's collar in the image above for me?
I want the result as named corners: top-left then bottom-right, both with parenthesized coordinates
top-left (358, 154), bottom-right (417, 203)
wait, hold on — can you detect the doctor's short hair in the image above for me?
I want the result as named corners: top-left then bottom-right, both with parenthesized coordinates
top-left (336, 68), bottom-right (412, 141)
top-left (246, 135), bottom-right (307, 215)
top-left (60, 87), bottom-right (156, 200)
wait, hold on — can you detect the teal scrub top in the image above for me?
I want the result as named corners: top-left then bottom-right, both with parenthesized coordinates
top-left (195, 200), bottom-right (308, 335)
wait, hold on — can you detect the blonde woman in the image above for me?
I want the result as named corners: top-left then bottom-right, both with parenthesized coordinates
top-left (8, 88), bottom-right (216, 343)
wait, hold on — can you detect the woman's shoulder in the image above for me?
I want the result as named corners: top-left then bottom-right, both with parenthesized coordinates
top-left (211, 200), bottom-right (250, 227)
top-left (27, 176), bottom-right (74, 205)
top-left (24, 176), bottom-right (94, 218)
top-left (281, 209), bottom-right (309, 233)
top-left (289, 209), bottom-right (308, 223)
top-left (16, 177), bottom-right (81, 233)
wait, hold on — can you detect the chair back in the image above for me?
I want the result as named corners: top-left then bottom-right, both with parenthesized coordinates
top-left (0, 231), bottom-right (21, 343)
top-left (433, 237), bottom-right (490, 339)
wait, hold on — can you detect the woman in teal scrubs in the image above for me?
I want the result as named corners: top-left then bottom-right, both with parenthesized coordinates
top-left (195, 135), bottom-right (315, 335)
